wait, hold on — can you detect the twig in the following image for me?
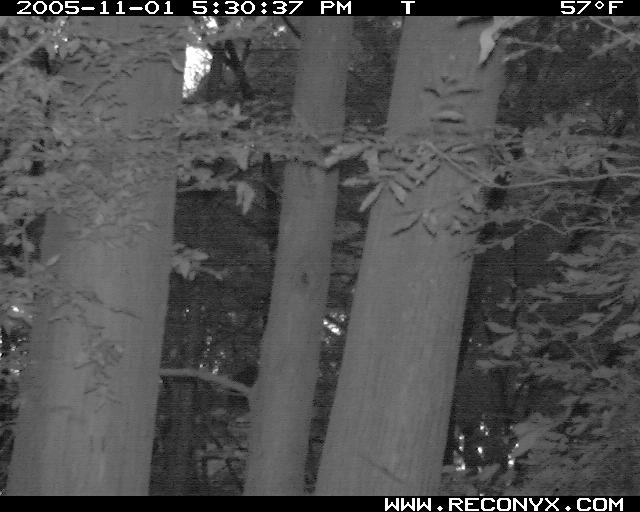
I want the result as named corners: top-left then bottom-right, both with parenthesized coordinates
top-left (506, 172), bottom-right (640, 190)
top-left (522, 217), bottom-right (627, 237)
top-left (588, 16), bottom-right (640, 49)
top-left (424, 140), bottom-right (640, 190)
top-left (0, 32), bottom-right (50, 76)
top-left (281, 16), bottom-right (301, 39)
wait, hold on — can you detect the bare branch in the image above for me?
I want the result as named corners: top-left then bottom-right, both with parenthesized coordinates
top-left (0, 32), bottom-right (49, 76)
top-left (159, 367), bottom-right (252, 396)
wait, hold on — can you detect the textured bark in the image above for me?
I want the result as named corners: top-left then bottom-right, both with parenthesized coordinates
top-left (315, 17), bottom-right (504, 495)
top-left (244, 17), bottom-right (352, 495)
top-left (7, 17), bottom-right (185, 495)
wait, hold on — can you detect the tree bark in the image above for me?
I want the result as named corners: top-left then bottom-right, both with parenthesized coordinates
top-left (7, 17), bottom-right (185, 495)
top-left (315, 17), bottom-right (504, 495)
top-left (244, 17), bottom-right (352, 495)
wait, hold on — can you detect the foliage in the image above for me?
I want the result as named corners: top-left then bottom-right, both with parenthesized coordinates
top-left (442, 16), bottom-right (640, 495)
top-left (0, 17), bottom-right (275, 493)
top-left (5, 14), bottom-right (640, 495)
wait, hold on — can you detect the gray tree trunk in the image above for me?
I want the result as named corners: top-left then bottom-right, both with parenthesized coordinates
top-left (315, 16), bottom-right (505, 495)
top-left (244, 16), bottom-right (352, 495)
top-left (7, 16), bottom-right (185, 495)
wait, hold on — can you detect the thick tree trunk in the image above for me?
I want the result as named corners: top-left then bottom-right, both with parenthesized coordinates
top-left (244, 17), bottom-right (352, 495)
top-left (7, 17), bottom-right (185, 495)
top-left (315, 17), bottom-right (504, 495)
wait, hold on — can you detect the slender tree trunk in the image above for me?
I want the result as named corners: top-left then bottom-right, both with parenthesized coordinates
top-left (7, 17), bottom-right (185, 495)
top-left (163, 377), bottom-right (197, 494)
top-left (244, 17), bottom-right (352, 495)
top-left (162, 285), bottom-right (203, 495)
top-left (315, 17), bottom-right (505, 495)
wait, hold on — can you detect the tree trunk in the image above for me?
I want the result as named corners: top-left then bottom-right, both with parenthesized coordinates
top-left (163, 377), bottom-right (197, 495)
top-left (315, 17), bottom-right (504, 495)
top-left (7, 17), bottom-right (185, 495)
top-left (161, 285), bottom-right (203, 496)
top-left (244, 17), bottom-right (352, 495)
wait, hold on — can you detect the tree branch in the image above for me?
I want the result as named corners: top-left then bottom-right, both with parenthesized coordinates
top-left (159, 367), bottom-right (252, 396)
top-left (281, 16), bottom-right (301, 39)
top-left (0, 32), bottom-right (49, 76)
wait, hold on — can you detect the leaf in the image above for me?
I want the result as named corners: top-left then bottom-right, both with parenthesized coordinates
top-left (591, 366), bottom-right (617, 381)
top-left (450, 143), bottom-right (477, 153)
top-left (476, 464), bottom-right (500, 483)
top-left (477, 17), bottom-right (533, 64)
top-left (460, 189), bottom-right (483, 213)
top-left (432, 110), bottom-right (466, 123)
top-left (421, 212), bottom-right (439, 235)
top-left (449, 218), bottom-right (463, 234)
top-left (190, 249), bottom-right (209, 262)
top-left (504, 48), bottom-right (529, 62)
top-left (66, 38), bottom-right (81, 57)
top-left (324, 142), bottom-right (366, 167)
top-left (229, 145), bottom-right (250, 171)
top-left (359, 183), bottom-right (383, 212)
top-left (486, 321), bottom-right (513, 335)
top-left (511, 431), bottom-right (542, 458)
top-left (567, 421), bottom-right (590, 437)
top-left (476, 359), bottom-right (503, 371)
top-left (171, 57), bottom-right (184, 73)
top-left (491, 332), bottom-right (518, 357)
top-left (393, 172), bottom-right (415, 190)
top-left (613, 323), bottom-right (640, 342)
top-left (235, 181), bottom-right (255, 215)
top-left (565, 268), bottom-right (591, 283)
top-left (404, 164), bottom-right (426, 182)
top-left (362, 148), bottom-right (380, 175)
top-left (501, 236), bottom-right (514, 250)
top-left (598, 297), bottom-right (618, 310)
top-left (393, 212), bottom-right (421, 235)
top-left (603, 147), bottom-right (624, 166)
top-left (176, 260), bottom-right (191, 280)
top-left (342, 177), bottom-right (371, 187)
top-left (45, 254), bottom-right (60, 267)
top-left (479, 26), bottom-right (497, 65)
top-left (575, 323), bottom-right (598, 339)
top-left (388, 181), bottom-right (407, 204)
top-left (96, 40), bottom-right (110, 53)
top-left (578, 312), bottom-right (603, 324)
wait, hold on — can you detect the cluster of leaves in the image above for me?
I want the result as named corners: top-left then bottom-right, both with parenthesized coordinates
top-left (0, 16), bottom-right (277, 492)
top-left (0, 17), bottom-right (64, 326)
top-left (326, 125), bottom-right (502, 236)
top-left (0, 19), bottom-right (269, 340)
top-left (6, 14), bottom-right (640, 494)
top-left (441, 17), bottom-right (640, 493)
top-left (461, 110), bottom-right (640, 493)
top-left (169, 16), bottom-right (640, 494)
